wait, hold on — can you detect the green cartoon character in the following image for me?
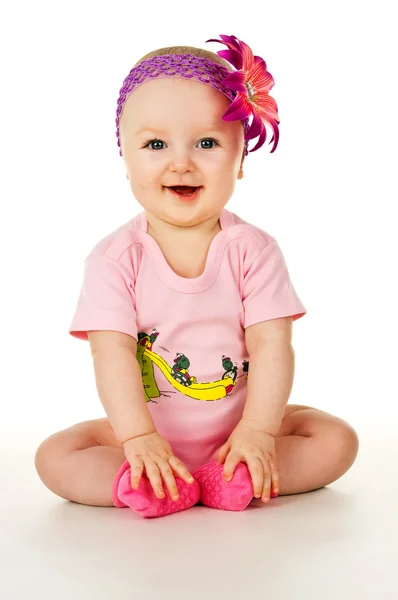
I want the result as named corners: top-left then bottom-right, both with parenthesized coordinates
top-left (171, 352), bottom-right (197, 387)
top-left (222, 355), bottom-right (238, 383)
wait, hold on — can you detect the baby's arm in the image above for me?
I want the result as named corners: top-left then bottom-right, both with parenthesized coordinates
top-left (87, 330), bottom-right (194, 499)
top-left (88, 330), bottom-right (155, 443)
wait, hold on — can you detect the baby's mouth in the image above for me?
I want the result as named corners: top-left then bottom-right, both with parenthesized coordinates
top-left (165, 186), bottom-right (202, 200)
top-left (167, 186), bottom-right (200, 195)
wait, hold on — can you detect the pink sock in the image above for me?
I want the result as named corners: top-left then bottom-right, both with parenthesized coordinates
top-left (194, 460), bottom-right (279, 511)
top-left (193, 460), bottom-right (253, 511)
top-left (112, 460), bottom-right (200, 518)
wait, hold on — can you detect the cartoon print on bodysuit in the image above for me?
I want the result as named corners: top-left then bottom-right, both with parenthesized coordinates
top-left (136, 329), bottom-right (162, 403)
top-left (136, 328), bottom-right (249, 403)
top-left (242, 359), bottom-right (249, 379)
top-left (171, 353), bottom-right (198, 387)
top-left (221, 355), bottom-right (238, 383)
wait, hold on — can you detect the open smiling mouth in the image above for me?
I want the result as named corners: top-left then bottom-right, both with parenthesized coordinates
top-left (166, 186), bottom-right (202, 200)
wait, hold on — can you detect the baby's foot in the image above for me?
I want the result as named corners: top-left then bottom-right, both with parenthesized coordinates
top-left (113, 460), bottom-right (200, 518)
top-left (194, 460), bottom-right (278, 511)
top-left (193, 460), bottom-right (253, 511)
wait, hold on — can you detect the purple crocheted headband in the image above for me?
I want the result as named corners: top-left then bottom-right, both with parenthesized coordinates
top-left (115, 35), bottom-right (280, 157)
top-left (115, 54), bottom-right (250, 157)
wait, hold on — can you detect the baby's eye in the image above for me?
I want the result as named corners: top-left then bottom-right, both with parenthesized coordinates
top-left (145, 139), bottom-right (165, 150)
top-left (198, 138), bottom-right (219, 149)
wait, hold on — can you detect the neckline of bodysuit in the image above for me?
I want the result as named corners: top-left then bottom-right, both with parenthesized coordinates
top-left (133, 208), bottom-right (235, 293)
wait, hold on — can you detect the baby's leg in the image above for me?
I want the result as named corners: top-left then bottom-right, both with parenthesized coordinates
top-left (34, 418), bottom-right (125, 506)
top-left (35, 419), bottom-right (201, 517)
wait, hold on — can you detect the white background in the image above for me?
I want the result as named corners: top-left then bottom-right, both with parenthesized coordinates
top-left (1, 0), bottom-right (396, 448)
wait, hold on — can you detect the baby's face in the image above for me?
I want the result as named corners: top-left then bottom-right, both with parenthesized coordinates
top-left (119, 77), bottom-right (245, 228)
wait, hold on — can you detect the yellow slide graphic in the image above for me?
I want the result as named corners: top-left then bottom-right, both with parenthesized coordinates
top-left (143, 348), bottom-right (235, 401)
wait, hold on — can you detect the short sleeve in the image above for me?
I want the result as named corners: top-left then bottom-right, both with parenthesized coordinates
top-left (68, 252), bottom-right (138, 341)
top-left (243, 240), bottom-right (307, 329)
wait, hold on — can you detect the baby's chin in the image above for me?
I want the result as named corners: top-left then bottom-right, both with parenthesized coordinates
top-left (159, 210), bottom-right (207, 229)
top-left (146, 201), bottom-right (219, 231)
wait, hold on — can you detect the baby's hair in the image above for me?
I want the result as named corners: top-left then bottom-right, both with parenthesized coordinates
top-left (133, 45), bottom-right (234, 71)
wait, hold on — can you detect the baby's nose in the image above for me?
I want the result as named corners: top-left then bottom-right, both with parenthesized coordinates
top-left (169, 152), bottom-right (194, 173)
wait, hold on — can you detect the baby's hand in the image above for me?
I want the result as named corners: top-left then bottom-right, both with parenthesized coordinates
top-left (123, 431), bottom-right (194, 501)
top-left (217, 419), bottom-right (279, 503)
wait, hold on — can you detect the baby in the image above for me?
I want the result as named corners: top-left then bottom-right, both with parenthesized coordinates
top-left (35, 34), bottom-right (359, 518)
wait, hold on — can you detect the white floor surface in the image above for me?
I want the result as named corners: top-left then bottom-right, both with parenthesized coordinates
top-left (1, 429), bottom-right (397, 600)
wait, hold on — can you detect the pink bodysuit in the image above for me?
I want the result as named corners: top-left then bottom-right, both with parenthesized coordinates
top-left (69, 208), bottom-right (307, 472)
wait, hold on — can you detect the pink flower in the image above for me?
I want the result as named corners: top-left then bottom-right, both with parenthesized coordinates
top-left (206, 34), bottom-right (280, 152)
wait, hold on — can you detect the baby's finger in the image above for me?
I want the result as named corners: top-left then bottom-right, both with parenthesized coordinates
top-left (159, 462), bottom-right (180, 501)
top-left (246, 457), bottom-right (264, 499)
top-left (270, 460), bottom-right (279, 496)
top-left (144, 461), bottom-right (165, 499)
top-left (217, 442), bottom-right (230, 465)
top-left (129, 459), bottom-right (144, 490)
top-left (168, 455), bottom-right (195, 485)
top-left (261, 464), bottom-right (272, 503)
top-left (223, 451), bottom-right (240, 482)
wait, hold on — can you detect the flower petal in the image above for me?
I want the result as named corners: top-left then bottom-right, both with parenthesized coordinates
top-left (253, 55), bottom-right (268, 71)
top-left (249, 61), bottom-right (275, 94)
top-left (216, 49), bottom-right (242, 70)
top-left (217, 34), bottom-right (242, 53)
top-left (267, 119), bottom-right (280, 152)
top-left (205, 37), bottom-right (243, 69)
top-left (222, 70), bottom-right (247, 94)
top-left (256, 94), bottom-right (280, 122)
top-left (250, 118), bottom-right (280, 153)
top-left (239, 40), bottom-right (255, 72)
top-left (249, 122), bottom-right (267, 152)
top-left (222, 93), bottom-right (252, 121)
top-left (245, 112), bottom-right (263, 141)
